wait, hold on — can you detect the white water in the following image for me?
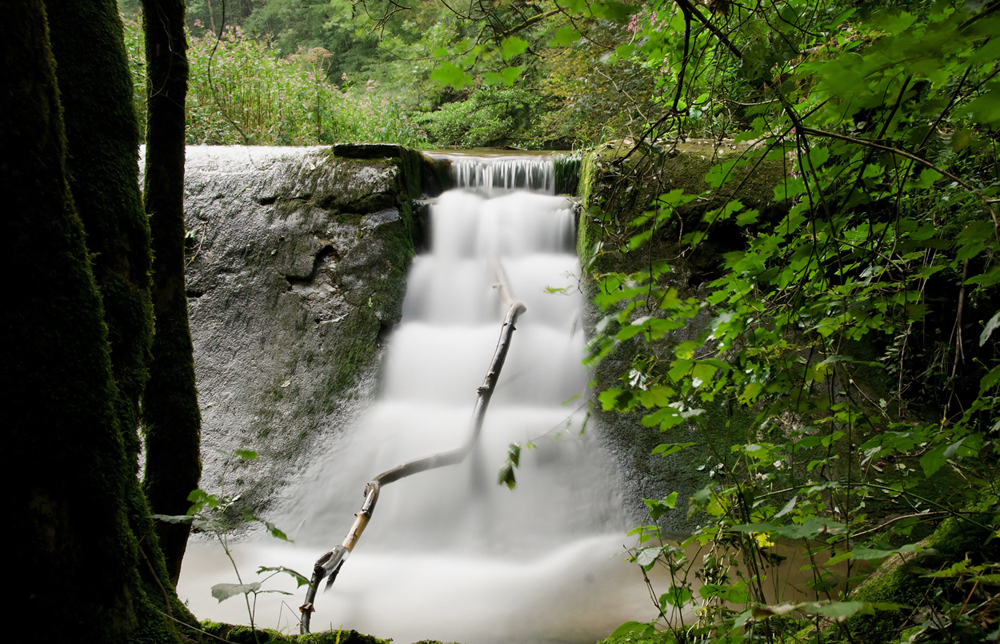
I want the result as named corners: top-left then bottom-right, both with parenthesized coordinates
top-left (178, 154), bottom-right (657, 643)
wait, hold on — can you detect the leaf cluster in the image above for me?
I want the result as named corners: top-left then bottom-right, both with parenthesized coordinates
top-left (575, 0), bottom-right (999, 642)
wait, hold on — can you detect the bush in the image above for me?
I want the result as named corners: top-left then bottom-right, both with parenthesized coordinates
top-left (122, 16), bottom-right (427, 147)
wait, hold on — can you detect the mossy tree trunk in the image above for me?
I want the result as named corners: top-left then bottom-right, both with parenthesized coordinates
top-left (43, 0), bottom-right (202, 633)
top-left (141, 0), bottom-right (203, 585)
top-left (5, 2), bottom-right (189, 641)
top-left (45, 0), bottom-right (152, 464)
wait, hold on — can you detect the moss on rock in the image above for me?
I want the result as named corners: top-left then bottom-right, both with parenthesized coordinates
top-left (844, 496), bottom-right (1000, 644)
top-left (200, 622), bottom-right (393, 644)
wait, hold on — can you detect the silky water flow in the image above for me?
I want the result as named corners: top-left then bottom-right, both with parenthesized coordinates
top-left (178, 154), bottom-right (660, 643)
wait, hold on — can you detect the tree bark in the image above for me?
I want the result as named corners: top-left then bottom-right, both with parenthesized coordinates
top-left (4, 2), bottom-right (175, 640)
top-left (43, 0), bottom-right (201, 633)
top-left (45, 0), bottom-right (152, 462)
top-left (141, 0), bottom-right (203, 586)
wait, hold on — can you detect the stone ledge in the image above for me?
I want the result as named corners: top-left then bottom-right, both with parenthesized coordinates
top-left (334, 143), bottom-right (405, 159)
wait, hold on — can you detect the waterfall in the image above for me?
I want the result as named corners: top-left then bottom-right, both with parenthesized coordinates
top-left (177, 153), bottom-right (657, 643)
top-left (443, 153), bottom-right (557, 194)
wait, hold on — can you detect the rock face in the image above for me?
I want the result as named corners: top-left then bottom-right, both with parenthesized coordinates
top-left (181, 146), bottom-right (421, 508)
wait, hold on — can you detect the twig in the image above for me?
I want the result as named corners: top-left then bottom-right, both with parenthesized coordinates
top-left (299, 260), bottom-right (526, 633)
top-left (139, 544), bottom-right (174, 620)
top-left (801, 126), bottom-right (1000, 244)
top-left (799, 127), bottom-right (971, 190)
top-left (673, 0), bottom-right (743, 60)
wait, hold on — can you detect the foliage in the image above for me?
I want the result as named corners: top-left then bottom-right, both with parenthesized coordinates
top-left (142, 0), bottom-right (664, 148)
top-left (571, 0), bottom-right (1000, 642)
top-left (121, 15), bottom-right (426, 146)
top-left (152, 449), bottom-right (310, 639)
top-left (417, 85), bottom-right (544, 147)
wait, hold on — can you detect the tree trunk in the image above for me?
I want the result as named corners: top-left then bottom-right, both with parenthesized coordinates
top-left (5, 2), bottom-right (183, 640)
top-left (141, 0), bottom-right (203, 586)
top-left (43, 0), bottom-right (204, 634)
top-left (45, 0), bottom-right (152, 463)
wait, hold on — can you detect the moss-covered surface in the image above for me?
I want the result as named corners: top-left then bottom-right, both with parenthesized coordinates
top-left (200, 623), bottom-right (393, 644)
top-left (46, 0), bottom-right (154, 467)
top-left (7, 4), bottom-right (199, 640)
top-left (844, 497), bottom-right (1000, 643)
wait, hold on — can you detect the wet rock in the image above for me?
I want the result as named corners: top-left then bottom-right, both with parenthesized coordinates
top-left (180, 146), bottom-right (418, 510)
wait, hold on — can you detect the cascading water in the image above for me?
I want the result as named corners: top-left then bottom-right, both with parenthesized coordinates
top-left (178, 153), bottom-right (658, 643)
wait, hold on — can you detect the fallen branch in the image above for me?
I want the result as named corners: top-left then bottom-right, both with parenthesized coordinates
top-left (298, 260), bottom-right (526, 634)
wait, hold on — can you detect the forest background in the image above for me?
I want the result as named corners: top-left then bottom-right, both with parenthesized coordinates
top-left (115, 0), bottom-right (650, 147)
top-left (6, 0), bottom-right (998, 642)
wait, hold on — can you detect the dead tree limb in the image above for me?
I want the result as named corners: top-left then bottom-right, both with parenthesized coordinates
top-left (299, 261), bottom-right (526, 633)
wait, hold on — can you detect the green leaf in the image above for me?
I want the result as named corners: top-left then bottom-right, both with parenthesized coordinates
top-left (774, 517), bottom-right (846, 539)
top-left (643, 492), bottom-right (680, 521)
top-left (498, 463), bottom-right (517, 490)
top-left (981, 311), bottom-right (1000, 347)
top-left (981, 365), bottom-right (1000, 395)
top-left (211, 582), bottom-right (261, 602)
top-left (914, 168), bottom-right (942, 189)
top-left (706, 159), bottom-right (740, 188)
top-left (150, 513), bottom-right (195, 524)
top-left (243, 511), bottom-right (292, 542)
top-left (611, 621), bottom-right (655, 639)
top-left (691, 362), bottom-right (718, 386)
top-left (633, 547), bottom-right (662, 567)
top-left (736, 209), bottom-right (760, 226)
top-left (956, 239), bottom-right (986, 261)
top-left (879, 10), bottom-right (916, 35)
top-left (591, 1), bottom-right (637, 21)
top-left (920, 444), bottom-right (947, 478)
top-left (668, 360), bottom-right (692, 382)
top-left (660, 585), bottom-right (693, 608)
top-left (548, 26), bottom-right (581, 47)
top-left (805, 601), bottom-right (865, 621)
top-left (507, 442), bottom-right (521, 467)
top-left (258, 566), bottom-right (313, 588)
top-left (500, 37), bottom-right (529, 61)
top-left (429, 61), bottom-right (472, 89)
top-left (964, 82), bottom-right (1000, 127)
top-left (614, 43), bottom-right (635, 60)
top-left (774, 495), bottom-right (797, 519)
top-left (807, 145), bottom-right (829, 168)
top-left (599, 387), bottom-right (627, 411)
top-left (651, 443), bottom-right (695, 458)
top-left (500, 65), bottom-right (523, 86)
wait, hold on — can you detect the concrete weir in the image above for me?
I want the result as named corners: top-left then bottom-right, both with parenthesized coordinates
top-left (179, 145), bottom-right (423, 507)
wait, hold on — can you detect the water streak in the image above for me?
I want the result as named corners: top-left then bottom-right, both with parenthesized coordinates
top-left (440, 154), bottom-right (556, 194)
